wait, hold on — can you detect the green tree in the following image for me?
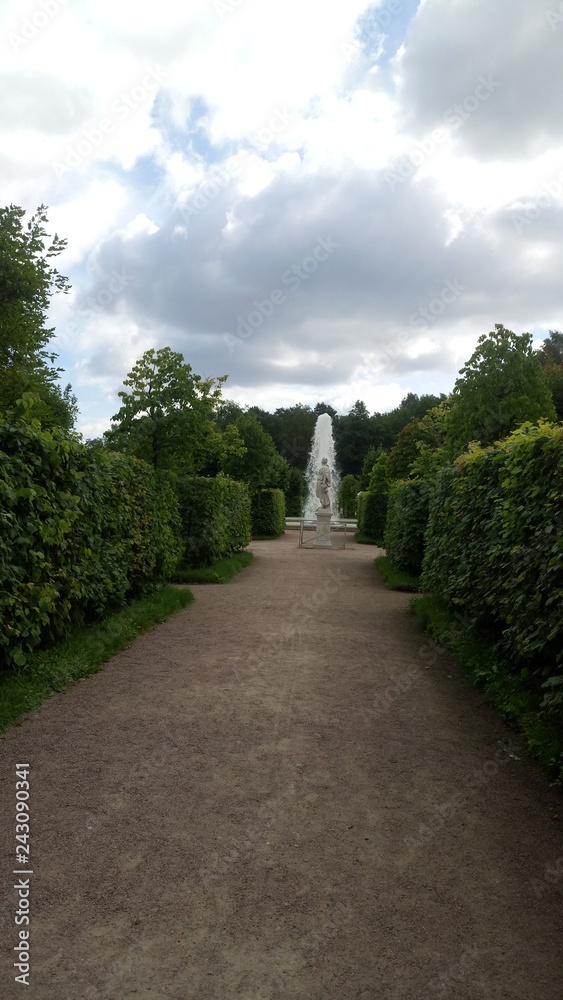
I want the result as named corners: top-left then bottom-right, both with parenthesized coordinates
top-left (359, 445), bottom-right (381, 490)
top-left (0, 203), bottom-right (75, 426)
top-left (285, 466), bottom-right (307, 516)
top-left (537, 331), bottom-right (563, 420)
top-left (333, 400), bottom-right (373, 476)
top-left (222, 413), bottom-right (286, 490)
top-left (338, 474), bottom-right (360, 517)
top-left (447, 324), bottom-right (556, 453)
top-left (106, 347), bottom-right (236, 472)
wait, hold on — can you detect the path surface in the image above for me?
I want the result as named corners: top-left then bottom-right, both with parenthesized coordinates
top-left (1, 533), bottom-right (562, 999)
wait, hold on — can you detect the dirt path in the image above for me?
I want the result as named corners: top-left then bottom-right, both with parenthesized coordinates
top-left (1, 533), bottom-right (562, 999)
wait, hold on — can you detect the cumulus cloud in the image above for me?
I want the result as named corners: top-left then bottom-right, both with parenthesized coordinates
top-left (1, 0), bottom-right (561, 432)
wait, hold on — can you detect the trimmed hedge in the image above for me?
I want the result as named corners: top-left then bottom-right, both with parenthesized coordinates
top-left (285, 467), bottom-right (307, 517)
top-left (384, 479), bottom-right (429, 575)
top-left (177, 473), bottom-right (251, 567)
top-left (251, 488), bottom-right (285, 537)
top-left (357, 491), bottom-right (387, 543)
top-left (422, 421), bottom-right (563, 686)
top-left (0, 420), bottom-right (182, 669)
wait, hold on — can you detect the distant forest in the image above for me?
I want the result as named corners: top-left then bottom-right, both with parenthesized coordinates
top-left (214, 393), bottom-right (445, 479)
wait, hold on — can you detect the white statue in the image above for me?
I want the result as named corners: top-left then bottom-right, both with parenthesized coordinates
top-left (315, 458), bottom-right (331, 509)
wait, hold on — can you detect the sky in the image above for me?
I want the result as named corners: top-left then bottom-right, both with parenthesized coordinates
top-left (2, 0), bottom-right (562, 438)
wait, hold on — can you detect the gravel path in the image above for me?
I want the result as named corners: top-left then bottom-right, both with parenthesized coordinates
top-left (1, 533), bottom-right (562, 999)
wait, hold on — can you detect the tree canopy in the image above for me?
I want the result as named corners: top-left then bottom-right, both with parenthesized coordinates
top-left (447, 324), bottom-right (556, 452)
top-left (0, 203), bottom-right (75, 427)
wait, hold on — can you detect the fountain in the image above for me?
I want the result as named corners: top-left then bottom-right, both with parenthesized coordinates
top-left (304, 413), bottom-right (340, 547)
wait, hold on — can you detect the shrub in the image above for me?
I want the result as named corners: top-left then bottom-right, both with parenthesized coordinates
top-left (285, 467), bottom-right (307, 517)
top-left (384, 479), bottom-right (430, 575)
top-left (423, 421), bottom-right (563, 689)
top-left (251, 488), bottom-right (286, 537)
top-left (356, 491), bottom-right (368, 531)
top-left (338, 474), bottom-right (360, 517)
top-left (0, 419), bottom-right (181, 669)
top-left (176, 473), bottom-right (251, 567)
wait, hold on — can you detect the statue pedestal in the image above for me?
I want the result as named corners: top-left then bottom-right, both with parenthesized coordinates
top-left (312, 508), bottom-right (332, 548)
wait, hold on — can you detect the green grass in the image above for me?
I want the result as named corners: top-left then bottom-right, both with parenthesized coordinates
top-left (171, 549), bottom-right (253, 584)
top-left (374, 555), bottom-right (421, 592)
top-left (0, 586), bottom-right (193, 734)
top-left (410, 594), bottom-right (563, 786)
top-left (354, 532), bottom-right (382, 545)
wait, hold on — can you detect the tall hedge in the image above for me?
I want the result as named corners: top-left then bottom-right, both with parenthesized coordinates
top-left (251, 488), bottom-right (285, 537)
top-left (384, 479), bottom-right (429, 575)
top-left (357, 490), bottom-right (388, 543)
top-left (422, 421), bottom-right (563, 679)
top-left (0, 420), bottom-right (182, 669)
top-left (285, 467), bottom-right (307, 517)
top-left (177, 473), bottom-right (251, 567)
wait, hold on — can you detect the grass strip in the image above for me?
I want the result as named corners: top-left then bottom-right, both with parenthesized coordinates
top-left (354, 532), bottom-right (381, 545)
top-left (0, 586), bottom-right (193, 733)
top-left (172, 550), bottom-right (253, 584)
top-left (374, 555), bottom-right (421, 592)
top-left (410, 594), bottom-right (563, 786)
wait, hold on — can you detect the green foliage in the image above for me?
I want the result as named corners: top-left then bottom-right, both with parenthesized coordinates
top-left (177, 474), bottom-right (251, 567)
top-left (359, 446), bottom-right (380, 490)
top-left (384, 479), bottom-right (429, 575)
top-left (251, 488), bottom-right (286, 537)
top-left (0, 586), bottom-right (193, 733)
top-left (374, 555), bottom-right (421, 592)
top-left (338, 474), bottom-right (360, 517)
top-left (0, 418), bottom-right (182, 669)
top-left (411, 595), bottom-right (563, 786)
top-left (106, 347), bottom-right (235, 473)
top-left (0, 204), bottom-right (76, 427)
top-left (423, 420), bottom-right (563, 692)
top-left (285, 466), bottom-right (307, 517)
top-left (172, 550), bottom-right (253, 584)
top-left (447, 324), bottom-right (556, 453)
top-left (222, 413), bottom-right (286, 489)
top-left (356, 452), bottom-right (389, 542)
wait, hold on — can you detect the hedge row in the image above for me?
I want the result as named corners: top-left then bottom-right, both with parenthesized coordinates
top-left (423, 421), bottom-right (563, 678)
top-left (384, 479), bottom-right (429, 575)
top-left (251, 488), bottom-right (286, 537)
top-left (0, 420), bottom-right (182, 669)
top-left (357, 491), bottom-right (387, 543)
top-left (177, 473), bottom-right (251, 567)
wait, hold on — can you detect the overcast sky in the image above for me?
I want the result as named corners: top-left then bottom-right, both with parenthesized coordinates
top-left (2, 0), bottom-right (562, 436)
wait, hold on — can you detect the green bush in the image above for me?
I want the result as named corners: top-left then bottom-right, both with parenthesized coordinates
top-left (355, 453), bottom-right (389, 542)
top-left (338, 474), bottom-right (359, 517)
top-left (423, 421), bottom-right (563, 692)
top-left (285, 467), bottom-right (307, 517)
top-left (177, 473), bottom-right (251, 567)
top-left (356, 491), bottom-right (368, 531)
top-left (0, 419), bottom-right (181, 669)
top-left (251, 488), bottom-right (286, 537)
top-left (384, 479), bottom-right (429, 574)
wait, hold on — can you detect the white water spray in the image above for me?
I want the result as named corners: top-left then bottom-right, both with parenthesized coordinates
top-left (304, 413), bottom-right (340, 518)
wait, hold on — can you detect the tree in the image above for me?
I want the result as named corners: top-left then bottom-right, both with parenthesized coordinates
top-left (106, 347), bottom-right (237, 472)
top-left (222, 413), bottom-right (287, 491)
top-left (0, 203), bottom-right (75, 426)
top-left (270, 404), bottom-right (316, 471)
top-left (285, 466), bottom-right (307, 516)
top-left (537, 331), bottom-right (563, 420)
top-left (333, 400), bottom-right (373, 476)
top-left (338, 474), bottom-right (360, 517)
top-left (447, 324), bottom-right (556, 453)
